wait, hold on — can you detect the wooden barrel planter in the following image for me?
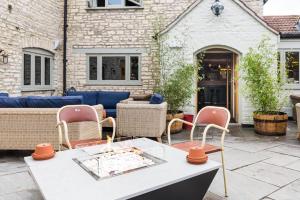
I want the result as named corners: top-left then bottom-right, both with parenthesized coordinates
top-left (253, 112), bottom-right (288, 136)
top-left (167, 112), bottom-right (184, 134)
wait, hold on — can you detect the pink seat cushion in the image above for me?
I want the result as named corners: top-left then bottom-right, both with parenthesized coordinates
top-left (62, 138), bottom-right (107, 149)
top-left (172, 141), bottom-right (222, 154)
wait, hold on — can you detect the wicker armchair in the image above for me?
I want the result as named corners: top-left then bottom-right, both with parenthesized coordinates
top-left (117, 101), bottom-right (167, 142)
top-left (295, 103), bottom-right (300, 140)
top-left (0, 105), bottom-right (104, 150)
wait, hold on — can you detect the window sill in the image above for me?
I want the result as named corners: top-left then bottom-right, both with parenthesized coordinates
top-left (283, 84), bottom-right (300, 90)
top-left (21, 87), bottom-right (55, 92)
top-left (85, 81), bottom-right (142, 86)
top-left (86, 7), bottom-right (144, 10)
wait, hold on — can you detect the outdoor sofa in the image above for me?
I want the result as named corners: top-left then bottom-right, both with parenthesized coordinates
top-left (294, 103), bottom-right (300, 140)
top-left (0, 95), bottom-right (105, 150)
top-left (66, 90), bottom-right (130, 118)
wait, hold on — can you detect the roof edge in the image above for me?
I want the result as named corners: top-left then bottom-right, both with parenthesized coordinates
top-left (280, 32), bottom-right (300, 39)
top-left (160, 0), bottom-right (279, 35)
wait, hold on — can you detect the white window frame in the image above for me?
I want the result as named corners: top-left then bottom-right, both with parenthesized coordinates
top-left (86, 53), bottom-right (141, 85)
top-left (278, 49), bottom-right (300, 89)
top-left (89, 0), bottom-right (143, 9)
top-left (22, 48), bottom-right (54, 91)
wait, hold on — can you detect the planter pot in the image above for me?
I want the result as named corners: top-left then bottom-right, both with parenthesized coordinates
top-left (183, 114), bottom-right (194, 130)
top-left (253, 112), bottom-right (288, 136)
top-left (167, 112), bottom-right (184, 134)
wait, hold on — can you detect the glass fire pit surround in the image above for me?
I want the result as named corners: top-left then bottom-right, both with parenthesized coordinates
top-left (73, 147), bottom-right (166, 180)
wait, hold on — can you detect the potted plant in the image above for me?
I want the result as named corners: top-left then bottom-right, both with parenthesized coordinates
top-left (239, 38), bottom-right (288, 136)
top-left (151, 18), bottom-right (201, 133)
top-left (155, 63), bottom-right (199, 133)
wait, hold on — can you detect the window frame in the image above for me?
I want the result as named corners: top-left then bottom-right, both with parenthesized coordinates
top-left (88, 0), bottom-right (143, 9)
top-left (86, 53), bottom-right (142, 85)
top-left (278, 49), bottom-right (300, 89)
top-left (22, 48), bottom-right (54, 91)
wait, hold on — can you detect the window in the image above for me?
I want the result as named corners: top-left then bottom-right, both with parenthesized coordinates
top-left (90, 0), bottom-right (142, 8)
top-left (87, 54), bottom-right (141, 84)
top-left (23, 48), bottom-right (53, 89)
top-left (285, 52), bottom-right (299, 84)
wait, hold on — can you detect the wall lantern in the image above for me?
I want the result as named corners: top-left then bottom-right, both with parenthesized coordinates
top-left (211, 0), bottom-right (224, 16)
top-left (0, 49), bottom-right (8, 64)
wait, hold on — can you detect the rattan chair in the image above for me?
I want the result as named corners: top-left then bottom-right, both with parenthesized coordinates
top-left (117, 101), bottom-right (167, 142)
top-left (57, 105), bottom-right (116, 150)
top-left (167, 106), bottom-right (230, 197)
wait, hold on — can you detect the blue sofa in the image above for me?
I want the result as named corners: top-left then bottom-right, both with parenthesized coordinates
top-left (0, 93), bottom-right (9, 97)
top-left (0, 96), bottom-right (83, 108)
top-left (66, 91), bottom-right (130, 118)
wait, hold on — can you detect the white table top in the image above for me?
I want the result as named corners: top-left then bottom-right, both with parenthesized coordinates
top-left (25, 138), bottom-right (221, 200)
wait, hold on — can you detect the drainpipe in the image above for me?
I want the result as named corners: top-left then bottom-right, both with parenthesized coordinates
top-left (63, 0), bottom-right (68, 95)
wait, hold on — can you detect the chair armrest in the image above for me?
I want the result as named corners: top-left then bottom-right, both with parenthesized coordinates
top-left (100, 117), bottom-right (116, 140)
top-left (167, 118), bottom-right (194, 145)
top-left (201, 124), bottom-right (229, 148)
top-left (120, 98), bottom-right (134, 103)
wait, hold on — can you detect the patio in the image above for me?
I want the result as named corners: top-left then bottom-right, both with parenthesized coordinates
top-left (0, 122), bottom-right (299, 200)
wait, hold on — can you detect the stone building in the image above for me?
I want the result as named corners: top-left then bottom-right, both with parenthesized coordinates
top-left (0, 0), bottom-right (299, 125)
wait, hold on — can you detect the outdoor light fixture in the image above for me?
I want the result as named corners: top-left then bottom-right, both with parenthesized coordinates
top-left (211, 0), bottom-right (224, 16)
top-left (0, 49), bottom-right (8, 64)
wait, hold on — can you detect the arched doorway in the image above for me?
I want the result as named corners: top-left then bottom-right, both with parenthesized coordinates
top-left (196, 47), bottom-right (239, 121)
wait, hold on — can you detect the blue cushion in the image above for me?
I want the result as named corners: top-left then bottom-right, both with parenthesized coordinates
top-left (97, 91), bottom-right (130, 109)
top-left (66, 91), bottom-right (98, 106)
top-left (150, 93), bottom-right (164, 104)
top-left (0, 93), bottom-right (8, 97)
top-left (0, 97), bottom-right (27, 108)
top-left (105, 109), bottom-right (117, 118)
top-left (26, 96), bottom-right (83, 108)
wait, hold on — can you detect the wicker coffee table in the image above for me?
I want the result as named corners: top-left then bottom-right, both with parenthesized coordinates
top-left (25, 138), bottom-right (220, 200)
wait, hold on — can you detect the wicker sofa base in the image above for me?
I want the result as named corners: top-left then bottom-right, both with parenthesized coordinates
top-left (0, 105), bottom-right (103, 150)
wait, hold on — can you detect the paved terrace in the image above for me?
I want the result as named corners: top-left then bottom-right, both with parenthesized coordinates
top-left (0, 122), bottom-right (300, 200)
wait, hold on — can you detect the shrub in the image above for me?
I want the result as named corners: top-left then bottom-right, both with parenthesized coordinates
top-left (239, 37), bottom-right (286, 114)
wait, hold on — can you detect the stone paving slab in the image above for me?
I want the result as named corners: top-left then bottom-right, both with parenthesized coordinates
top-left (209, 170), bottom-right (278, 200)
top-left (235, 162), bottom-right (300, 187)
top-left (203, 192), bottom-right (225, 200)
top-left (262, 153), bottom-right (300, 167)
top-left (0, 161), bottom-right (28, 176)
top-left (208, 148), bottom-right (270, 170)
top-left (286, 160), bottom-right (300, 172)
top-left (224, 140), bottom-right (282, 153)
top-left (267, 144), bottom-right (300, 158)
top-left (0, 172), bottom-right (37, 196)
top-left (0, 190), bottom-right (43, 200)
top-left (268, 179), bottom-right (300, 200)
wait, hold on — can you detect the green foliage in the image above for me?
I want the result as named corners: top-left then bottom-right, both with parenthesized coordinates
top-left (150, 17), bottom-right (201, 114)
top-left (239, 37), bottom-right (286, 114)
top-left (155, 63), bottom-right (199, 114)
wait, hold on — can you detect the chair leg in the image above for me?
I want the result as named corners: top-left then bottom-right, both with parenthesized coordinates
top-left (157, 137), bottom-right (162, 143)
top-left (221, 150), bottom-right (228, 197)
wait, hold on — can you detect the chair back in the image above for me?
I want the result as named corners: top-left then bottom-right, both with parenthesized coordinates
top-left (57, 105), bottom-right (99, 124)
top-left (195, 106), bottom-right (230, 128)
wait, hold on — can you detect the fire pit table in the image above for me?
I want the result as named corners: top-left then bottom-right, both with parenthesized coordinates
top-left (25, 138), bottom-right (220, 200)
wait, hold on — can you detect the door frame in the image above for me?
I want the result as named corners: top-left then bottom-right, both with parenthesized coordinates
top-left (194, 45), bottom-right (241, 122)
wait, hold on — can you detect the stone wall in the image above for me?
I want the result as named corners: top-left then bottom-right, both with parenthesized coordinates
top-left (66, 0), bottom-right (195, 95)
top-left (0, 0), bottom-right (63, 96)
top-left (0, 0), bottom-right (263, 96)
